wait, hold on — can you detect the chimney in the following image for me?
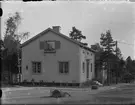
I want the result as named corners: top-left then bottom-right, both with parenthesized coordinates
top-left (52, 26), bottom-right (61, 33)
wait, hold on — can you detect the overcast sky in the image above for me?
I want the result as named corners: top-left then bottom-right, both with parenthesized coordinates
top-left (2, 2), bottom-right (135, 60)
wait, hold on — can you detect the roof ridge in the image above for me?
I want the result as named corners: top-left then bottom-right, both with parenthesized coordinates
top-left (48, 28), bottom-right (96, 52)
top-left (21, 27), bottom-right (96, 53)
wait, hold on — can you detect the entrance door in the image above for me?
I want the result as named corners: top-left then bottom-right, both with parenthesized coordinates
top-left (86, 59), bottom-right (90, 79)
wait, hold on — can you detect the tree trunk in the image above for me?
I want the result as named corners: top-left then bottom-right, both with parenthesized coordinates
top-left (107, 63), bottom-right (109, 85)
top-left (8, 64), bottom-right (12, 84)
top-left (116, 64), bottom-right (118, 84)
top-left (8, 64), bottom-right (10, 84)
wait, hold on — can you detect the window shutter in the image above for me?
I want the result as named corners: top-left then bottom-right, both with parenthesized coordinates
top-left (40, 41), bottom-right (44, 49)
top-left (44, 41), bottom-right (48, 50)
top-left (83, 62), bottom-right (85, 73)
top-left (59, 62), bottom-right (63, 73)
top-left (65, 62), bottom-right (69, 73)
top-left (55, 41), bottom-right (61, 49)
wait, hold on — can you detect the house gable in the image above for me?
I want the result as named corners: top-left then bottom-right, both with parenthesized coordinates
top-left (21, 27), bottom-right (96, 53)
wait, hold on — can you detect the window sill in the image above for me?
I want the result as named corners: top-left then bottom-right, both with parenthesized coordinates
top-left (32, 73), bottom-right (42, 75)
top-left (44, 50), bottom-right (56, 53)
top-left (59, 73), bottom-right (69, 75)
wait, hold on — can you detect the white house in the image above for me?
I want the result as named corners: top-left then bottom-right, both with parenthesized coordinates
top-left (21, 26), bottom-right (96, 86)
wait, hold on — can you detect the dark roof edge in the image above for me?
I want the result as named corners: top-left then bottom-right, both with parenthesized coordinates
top-left (80, 45), bottom-right (96, 53)
top-left (21, 28), bottom-right (52, 48)
top-left (49, 29), bottom-right (96, 53)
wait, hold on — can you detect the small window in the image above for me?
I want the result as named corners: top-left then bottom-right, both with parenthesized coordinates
top-left (82, 62), bottom-right (85, 73)
top-left (91, 63), bottom-right (92, 72)
top-left (59, 62), bottom-right (69, 74)
top-left (91, 53), bottom-right (92, 56)
top-left (32, 62), bottom-right (41, 74)
top-left (42, 40), bottom-right (61, 53)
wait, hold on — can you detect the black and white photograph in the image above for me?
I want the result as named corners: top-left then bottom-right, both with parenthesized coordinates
top-left (0, 1), bottom-right (135, 104)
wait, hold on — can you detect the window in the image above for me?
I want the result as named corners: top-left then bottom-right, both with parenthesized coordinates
top-left (39, 40), bottom-right (61, 53)
top-left (46, 41), bottom-right (55, 50)
top-left (32, 62), bottom-right (41, 74)
top-left (86, 60), bottom-right (89, 78)
top-left (59, 62), bottom-right (69, 74)
top-left (82, 62), bottom-right (85, 73)
top-left (91, 63), bottom-right (92, 72)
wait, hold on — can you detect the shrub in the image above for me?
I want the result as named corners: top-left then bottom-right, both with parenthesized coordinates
top-left (91, 85), bottom-right (98, 90)
top-left (31, 79), bottom-right (35, 86)
top-left (31, 79), bottom-right (34, 82)
top-left (50, 89), bottom-right (71, 98)
top-left (23, 79), bottom-right (28, 82)
top-left (22, 79), bottom-right (28, 85)
top-left (50, 89), bottom-right (61, 98)
top-left (39, 80), bottom-right (44, 86)
top-left (81, 80), bottom-right (93, 87)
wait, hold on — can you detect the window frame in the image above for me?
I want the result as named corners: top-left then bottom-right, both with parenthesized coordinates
top-left (58, 61), bottom-right (69, 74)
top-left (44, 40), bottom-right (56, 52)
top-left (32, 61), bottom-right (42, 74)
top-left (82, 62), bottom-right (85, 73)
top-left (43, 40), bottom-right (61, 53)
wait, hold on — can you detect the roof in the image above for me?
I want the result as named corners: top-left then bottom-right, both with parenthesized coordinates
top-left (21, 27), bottom-right (96, 53)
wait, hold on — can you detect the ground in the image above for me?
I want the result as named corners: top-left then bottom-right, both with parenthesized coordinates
top-left (1, 83), bottom-right (135, 104)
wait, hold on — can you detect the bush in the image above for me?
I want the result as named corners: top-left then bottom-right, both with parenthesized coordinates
top-left (122, 74), bottom-right (134, 83)
top-left (50, 89), bottom-right (71, 98)
top-left (50, 89), bottom-right (62, 98)
top-left (39, 80), bottom-right (44, 86)
top-left (91, 85), bottom-right (98, 90)
top-left (31, 79), bottom-right (34, 82)
top-left (22, 79), bottom-right (28, 85)
top-left (81, 80), bottom-right (93, 87)
top-left (23, 79), bottom-right (28, 82)
top-left (31, 79), bottom-right (35, 85)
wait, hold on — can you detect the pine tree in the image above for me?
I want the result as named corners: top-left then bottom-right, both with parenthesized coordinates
top-left (100, 30), bottom-right (116, 54)
top-left (69, 27), bottom-right (86, 42)
top-left (100, 30), bottom-right (116, 85)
